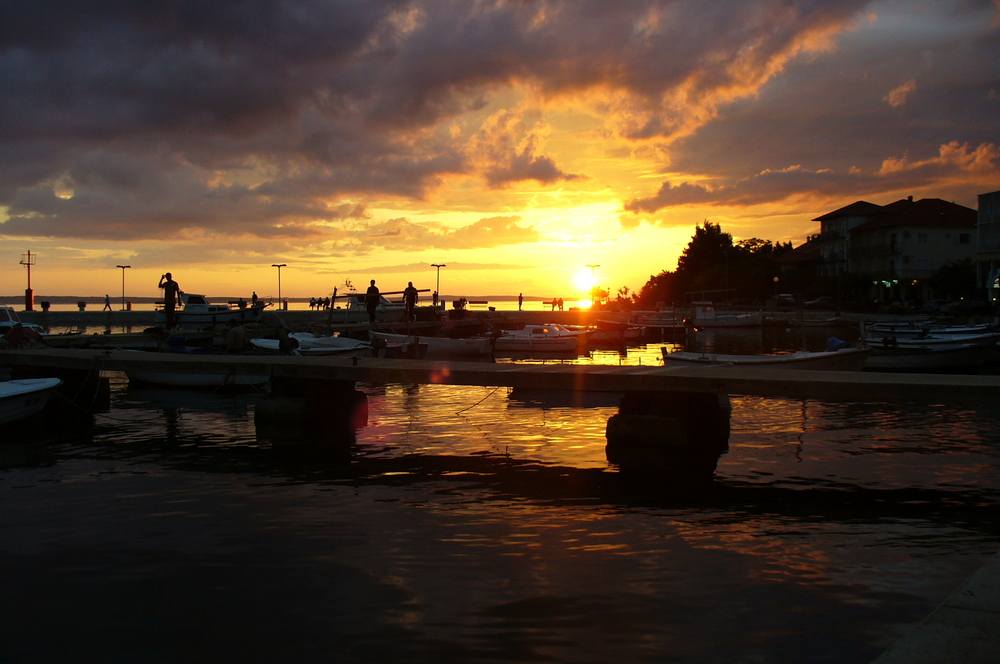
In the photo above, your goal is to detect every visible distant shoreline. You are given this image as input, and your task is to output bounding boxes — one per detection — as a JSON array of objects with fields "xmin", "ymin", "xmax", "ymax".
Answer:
[{"xmin": 0, "ymin": 293, "xmax": 577, "ymax": 313}]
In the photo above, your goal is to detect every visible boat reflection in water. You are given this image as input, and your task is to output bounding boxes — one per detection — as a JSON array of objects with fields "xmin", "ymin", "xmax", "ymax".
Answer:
[{"xmin": 3, "ymin": 334, "xmax": 1000, "ymax": 663}]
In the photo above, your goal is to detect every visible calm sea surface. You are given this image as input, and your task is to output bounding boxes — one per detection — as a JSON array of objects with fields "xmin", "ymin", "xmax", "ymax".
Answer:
[{"xmin": 2, "ymin": 330, "xmax": 999, "ymax": 663}]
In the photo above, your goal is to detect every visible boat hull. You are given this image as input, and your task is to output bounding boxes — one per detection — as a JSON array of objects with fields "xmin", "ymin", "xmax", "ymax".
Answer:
[
  {"xmin": 125, "ymin": 372, "xmax": 269, "ymax": 389},
  {"xmin": 0, "ymin": 378, "xmax": 62, "ymax": 424},
  {"xmin": 662, "ymin": 347, "xmax": 871, "ymax": 371},
  {"xmin": 370, "ymin": 332, "xmax": 494, "ymax": 359}
]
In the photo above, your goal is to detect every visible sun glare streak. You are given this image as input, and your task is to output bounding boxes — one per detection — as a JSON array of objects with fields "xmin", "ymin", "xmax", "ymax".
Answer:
[{"xmin": 574, "ymin": 271, "xmax": 595, "ymax": 292}]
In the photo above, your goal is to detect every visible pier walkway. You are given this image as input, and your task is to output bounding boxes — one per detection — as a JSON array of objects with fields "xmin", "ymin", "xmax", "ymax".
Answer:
[{"xmin": 3, "ymin": 348, "xmax": 1000, "ymax": 404}]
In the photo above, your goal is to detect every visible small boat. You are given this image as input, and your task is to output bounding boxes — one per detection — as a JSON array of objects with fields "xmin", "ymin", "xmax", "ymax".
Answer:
[
  {"xmin": 252, "ymin": 333, "xmax": 371, "ymax": 356},
  {"xmin": 494, "ymin": 324, "xmax": 591, "ymax": 353},
  {"xmin": 122, "ymin": 347, "xmax": 269, "ymax": 389},
  {"xmin": 661, "ymin": 347, "xmax": 871, "ymax": 371},
  {"xmin": 586, "ymin": 320, "xmax": 645, "ymax": 345},
  {"xmin": 369, "ymin": 332, "xmax": 494, "ymax": 359},
  {"xmin": 154, "ymin": 293, "xmax": 269, "ymax": 330},
  {"xmin": 690, "ymin": 302, "xmax": 763, "ymax": 328},
  {"xmin": 862, "ymin": 321, "xmax": 997, "ymax": 341},
  {"xmin": 125, "ymin": 370, "xmax": 269, "ymax": 389},
  {"xmin": 0, "ymin": 378, "xmax": 62, "ymax": 424}
]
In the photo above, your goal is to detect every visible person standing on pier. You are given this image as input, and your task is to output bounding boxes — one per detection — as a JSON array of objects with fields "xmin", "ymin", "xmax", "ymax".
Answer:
[
  {"xmin": 158, "ymin": 272, "xmax": 181, "ymax": 330},
  {"xmin": 252, "ymin": 291, "xmax": 258, "ymax": 306},
  {"xmin": 518, "ymin": 293, "xmax": 523, "ymax": 311},
  {"xmin": 403, "ymin": 281, "xmax": 419, "ymax": 322},
  {"xmin": 365, "ymin": 279, "xmax": 380, "ymax": 324},
  {"xmin": 103, "ymin": 294, "xmax": 112, "ymax": 311}
]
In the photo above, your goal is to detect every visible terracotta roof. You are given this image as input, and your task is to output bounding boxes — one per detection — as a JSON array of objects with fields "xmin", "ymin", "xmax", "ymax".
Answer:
[
  {"xmin": 812, "ymin": 200, "xmax": 883, "ymax": 221},
  {"xmin": 850, "ymin": 198, "xmax": 976, "ymax": 232}
]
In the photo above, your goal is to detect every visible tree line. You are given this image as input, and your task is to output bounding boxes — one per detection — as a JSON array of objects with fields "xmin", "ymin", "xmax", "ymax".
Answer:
[{"xmin": 631, "ymin": 221, "xmax": 980, "ymax": 310}]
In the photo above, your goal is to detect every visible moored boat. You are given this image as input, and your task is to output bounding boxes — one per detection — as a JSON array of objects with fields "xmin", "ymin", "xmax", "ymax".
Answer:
[
  {"xmin": 0, "ymin": 306, "xmax": 47, "ymax": 336},
  {"xmin": 661, "ymin": 347, "xmax": 871, "ymax": 371},
  {"xmin": 0, "ymin": 378, "xmax": 62, "ymax": 424},
  {"xmin": 369, "ymin": 332, "xmax": 494, "ymax": 359},
  {"xmin": 154, "ymin": 293, "xmax": 268, "ymax": 330},
  {"xmin": 252, "ymin": 333, "xmax": 371, "ymax": 356},
  {"xmin": 690, "ymin": 302, "xmax": 763, "ymax": 328},
  {"xmin": 494, "ymin": 324, "xmax": 591, "ymax": 353}
]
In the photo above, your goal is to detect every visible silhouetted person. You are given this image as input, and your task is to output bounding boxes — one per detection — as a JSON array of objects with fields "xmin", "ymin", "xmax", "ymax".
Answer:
[
  {"xmin": 518, "ymin": 293, "xmax": 523, "ymax": 311},
  {"xmin": 403, "ymin": 281, "xmax": 419, "ymax": 321},
  {"xmin": 158, "ymin": 272, "xmax": 181, "ymax": 330},
  {"xmin": 365, "ymin": 279, "xmax": 380, "ymax": 324},
  {"xmin": 252, "ymin": 291, "xmax": 258, "ymax": 306},
  {"xmin": 103, "ymin": 294, "xmax": 112, "ymax": 311}
]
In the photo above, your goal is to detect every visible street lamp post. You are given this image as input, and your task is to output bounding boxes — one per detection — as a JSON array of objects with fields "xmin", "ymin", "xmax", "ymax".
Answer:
[
  {"xmin": 272, "ymin": 263, "xmax": 287, "ymax": 309},
  {"xmin": 116, "ymin": 265, "xmax": 131, "ymax": 310},
  {"xmin": 431, "ymin": 264, "xmax": 446, "ymax": 303}
]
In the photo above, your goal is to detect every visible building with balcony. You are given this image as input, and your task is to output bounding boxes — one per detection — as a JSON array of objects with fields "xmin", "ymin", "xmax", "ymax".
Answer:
[
  {"xmin": 812, "ymin": 201, "xmax": 885, "ymax": 276},
  {"xmin": 847, "ymin": 197, "xmax": 976, "ymax": 302}
]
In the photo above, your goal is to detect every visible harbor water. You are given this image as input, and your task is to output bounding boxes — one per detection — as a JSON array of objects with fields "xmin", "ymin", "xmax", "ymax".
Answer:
[{"xmin": 2, "ymin": 332, "xmax": 999, "ymax": 662}]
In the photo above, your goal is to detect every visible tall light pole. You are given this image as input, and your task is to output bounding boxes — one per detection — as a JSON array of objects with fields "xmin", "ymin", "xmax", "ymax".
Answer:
[
  {"xmin": 431, "ymin": 264, "xmax": 446, "ymax": 301},
  {"xmin": 272, "ymin": 263, "xmax": 286, "ymax": 308},
  {"xmin": 116, "ymin": 265, "xmax": 131, "ymax": 310}
]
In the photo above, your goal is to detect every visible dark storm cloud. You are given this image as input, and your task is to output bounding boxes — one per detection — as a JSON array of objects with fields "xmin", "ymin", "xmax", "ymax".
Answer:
[
  {"xmin": 4, "ymin": 0, "xmax": 993, "ymax": 244},
  {"xmin": 628, "ymin": 0, "xmax": 1000, "ymax": 216}
]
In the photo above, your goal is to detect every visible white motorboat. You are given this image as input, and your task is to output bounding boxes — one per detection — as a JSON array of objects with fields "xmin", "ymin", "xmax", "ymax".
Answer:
[
  {"xmin": 369, "ymin": 331, "xmax": 494, "ymax": 359},
  {"xmin": 0, "ymin": 306, "xmax": 46, "ymax": 336},
  {"xmin": 154, "ymin": 293, "xmax": 268, "ymax": 330},
  {"xmin": 494, "ymin": 324, "xmax": 591, "ymax": 353},
  {"xmin": 0, "ymin": 378, "xmax": 62, "ymax": 424},
  {"xmin": 661, "ymin": 347, "xmax": 871, "ymax": 371}
]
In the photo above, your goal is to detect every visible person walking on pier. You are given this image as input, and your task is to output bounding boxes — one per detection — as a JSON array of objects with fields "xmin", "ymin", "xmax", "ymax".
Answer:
[
  {"xmin": 103, "ymin": 294, "xmax": 112, "ymax": 311},
  {"xmin": 403, "ymin": 281, "xmax": 419, "ymax": 322},
  {"xmin": 158, "ymin": 272, "xmax": 181, "ymax": 330},
  {"xmin": 365, "ymin": 279, "xmax": 380, "ymax": 324}
]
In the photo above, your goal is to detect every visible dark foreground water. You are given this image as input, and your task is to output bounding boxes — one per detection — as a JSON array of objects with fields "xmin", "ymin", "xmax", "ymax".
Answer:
[{"xmin": 2, "ymin": 341, "xmax": 1000, "ymax": 663}]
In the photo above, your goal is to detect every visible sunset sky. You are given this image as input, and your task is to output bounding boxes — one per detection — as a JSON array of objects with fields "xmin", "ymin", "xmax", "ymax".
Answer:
[{"xmin": 1, "ymin": 0, "xmax": 998, "ymax": 302}]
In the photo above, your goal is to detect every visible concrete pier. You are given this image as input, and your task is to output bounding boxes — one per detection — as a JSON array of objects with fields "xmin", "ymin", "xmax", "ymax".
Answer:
[
  {"xmin": 873, "ymin": 550, "xmax": 1000, "ymax": 663},
  {"xmin": 4, "ymin": 349, "xmax": 1000, "ymax": 404}
]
